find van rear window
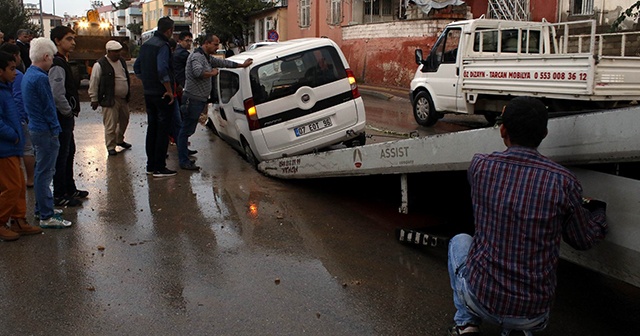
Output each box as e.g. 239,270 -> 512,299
249,46 -> 346,105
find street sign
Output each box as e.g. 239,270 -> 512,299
268,30 -> 279,42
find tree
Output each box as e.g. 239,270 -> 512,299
189,0 -> 272,46
0,0 -> 41,37
111,0 -> 133,10
611,1 -> 640,31
127,22 -> 142,36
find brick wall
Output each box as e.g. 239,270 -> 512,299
342,20 -> 452,88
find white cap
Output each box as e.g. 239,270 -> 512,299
105,40 -> 123,51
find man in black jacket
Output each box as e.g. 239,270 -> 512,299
88,40 -> 131,156
133,17 -> 177,177
16,29 -> 32,72
49,26 -> 88,207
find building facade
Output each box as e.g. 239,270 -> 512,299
248,1 -> 289,45
25,3 -> 63,39
141,0 -> 191,34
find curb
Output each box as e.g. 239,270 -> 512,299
359,86 -> 411,103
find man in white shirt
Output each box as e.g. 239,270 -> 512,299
88,40 -> 131,156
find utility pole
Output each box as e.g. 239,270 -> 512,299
38,0 -> 44,33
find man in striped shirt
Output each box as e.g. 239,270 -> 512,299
177,33 -> 251,170
448,97 -> 608,336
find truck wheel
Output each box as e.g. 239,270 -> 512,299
484,112 -> 498,125
413,91 -> 438,126
242,140 -> 258,168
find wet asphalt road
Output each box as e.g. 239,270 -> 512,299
0,95 -> 638,335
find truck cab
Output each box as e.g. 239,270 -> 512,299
410,19 -> 552,126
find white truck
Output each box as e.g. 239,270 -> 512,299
410,18 -> 640,126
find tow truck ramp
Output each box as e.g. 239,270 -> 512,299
259,107 -> 640,288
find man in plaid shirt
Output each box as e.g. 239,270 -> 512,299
448,97 -> 608,336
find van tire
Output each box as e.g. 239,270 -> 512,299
413,91 -> 438,126
242,140 -> 258,168
344,132 -> 366,147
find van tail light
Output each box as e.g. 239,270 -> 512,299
346,68 -> 360,99
244,98 -> 260,130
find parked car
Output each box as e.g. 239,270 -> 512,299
208,38 -> 367,166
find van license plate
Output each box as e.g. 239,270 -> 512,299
294,118 -> 333,137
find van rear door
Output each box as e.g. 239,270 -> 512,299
249,46 -> 361,152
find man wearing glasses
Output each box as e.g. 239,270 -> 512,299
173,31 -> 193,103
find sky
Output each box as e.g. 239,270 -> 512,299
32,0 -> 96,17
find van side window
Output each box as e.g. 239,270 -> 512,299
474,29 -> 541,53
219,70 -> 240,104
250,46 -> 347,105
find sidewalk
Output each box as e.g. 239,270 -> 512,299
358,84 -> 410,103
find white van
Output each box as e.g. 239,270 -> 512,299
208,38 -> 366,166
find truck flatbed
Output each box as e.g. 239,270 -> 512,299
258,106 -> 640,288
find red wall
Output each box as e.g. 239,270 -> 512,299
342,35 -> 439,88
531,0 -> 558,22
461,0 -> 558,22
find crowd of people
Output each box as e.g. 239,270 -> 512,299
1,26 -> 91,237
133,17 -> 251,176
0,17 -> 253,237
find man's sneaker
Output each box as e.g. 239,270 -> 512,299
153,168 -> 177,178
180,162 -> 200,171
34,209 -> 63,220
108,149 -> 118,156
448,324 -> 481,336
9,218 -> 43,235
39,216 -> 73,229
71,190 -> 89,199
117,141 -> 132,149
188,149 -> 198,155
0,227 -> 20,241
54,196 -> 82,207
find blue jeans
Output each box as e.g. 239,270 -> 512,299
30,130 -> 60,220
144,94 -> 174,172
448,234 -> 549,336
177,98 -> 206,166
170,100 -> 182,141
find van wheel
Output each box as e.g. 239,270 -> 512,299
344,132 -> 366,147
242,140 -> 258,168
413,91 -> 438,126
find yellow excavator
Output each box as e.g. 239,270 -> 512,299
68,9 -> 130,85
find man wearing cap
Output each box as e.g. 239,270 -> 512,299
88,40 -> 131,156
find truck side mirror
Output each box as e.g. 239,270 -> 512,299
415,49 -> 423,65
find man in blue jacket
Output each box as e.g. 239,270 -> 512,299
0,51 -> 43,240
134,16 -> 177,178
22,38 -> 73,228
